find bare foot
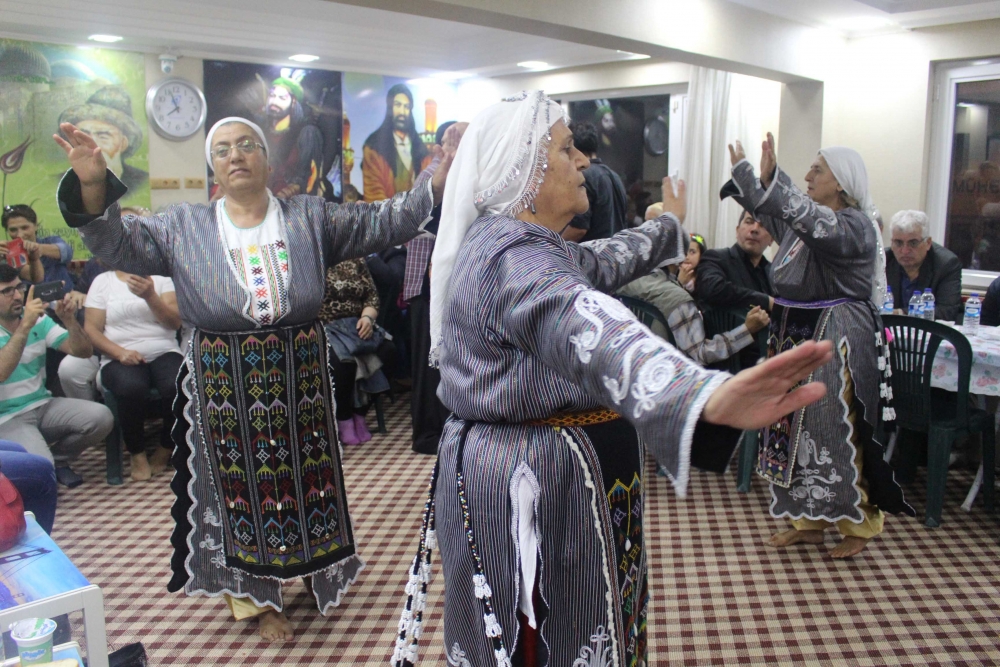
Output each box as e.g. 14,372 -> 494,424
130,452 -> 151,481
768,529 -> 824,548
149,446 -> 172,475
258,609 -> 294,642
829,536 -> 869,559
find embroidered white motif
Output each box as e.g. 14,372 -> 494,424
569,290 -> 633,363
203,506 -> 223,527
573,625 -> 615,667
446,643 -> 472,667
789,429 -> 842,510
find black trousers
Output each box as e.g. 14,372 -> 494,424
332,340 -> 396,421
408,294 -> 449,454
101,352 -> 183,454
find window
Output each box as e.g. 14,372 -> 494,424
928,60 -> 1000,288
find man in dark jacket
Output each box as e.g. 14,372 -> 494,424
885,210 -> 963,322
696,211 -> 776,312
562,122 -> 628,243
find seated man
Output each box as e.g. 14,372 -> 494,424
982,275 -> 1000,327
885,210 -> 962,322
696,211 -> 776,367
562,121 -> 628,243
0,264 -> 113,487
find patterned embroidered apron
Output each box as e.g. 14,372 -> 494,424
188,320 -> 356,579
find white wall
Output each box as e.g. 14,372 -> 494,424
823,19 -> 1000,229
143,54 -> 208,211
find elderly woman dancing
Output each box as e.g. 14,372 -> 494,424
390,91 -> 833,667
54,117 -> 453,640
723,134 -> 915,559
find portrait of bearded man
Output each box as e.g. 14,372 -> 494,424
260,76 -> 327,199
361,83 -> 431,202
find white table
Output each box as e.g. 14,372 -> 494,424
0,514 -> 107,667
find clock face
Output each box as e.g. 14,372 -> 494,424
146,79 -> 206,140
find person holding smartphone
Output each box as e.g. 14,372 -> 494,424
0,263 -> 112,487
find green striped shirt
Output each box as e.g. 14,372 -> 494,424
0,315 -> 69,425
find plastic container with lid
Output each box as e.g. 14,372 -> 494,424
8,617 -> 56,665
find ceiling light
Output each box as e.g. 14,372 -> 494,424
517,61 -> 550,70
432,71 -> 475,81
972,59 -> 995,66
617,50 -> 650,60
289,54 -> 319,63
957,102 -> 975,108
88,34 -> 123,43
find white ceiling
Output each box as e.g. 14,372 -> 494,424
1,0 -> 997,80
727,0 -> 1000,35
0,0 -> 645,79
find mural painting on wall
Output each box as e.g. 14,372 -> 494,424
0,38 -> 150,257
567,97 -> 646,192
203,60 -> 342,201
342,74 -> 459,202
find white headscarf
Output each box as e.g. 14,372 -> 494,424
818,146 -> 887,307
428,91 -> 565,365
204,116 -> 269,167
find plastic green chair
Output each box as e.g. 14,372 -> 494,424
618,295 -> 676,347
882,315 -> 996,527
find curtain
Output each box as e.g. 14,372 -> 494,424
679,68 -> 782,252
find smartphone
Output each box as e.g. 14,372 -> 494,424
34,281 -> 65,303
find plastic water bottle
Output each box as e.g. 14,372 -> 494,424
965,293 -> 981,333
922,289 -> 935,321
882,287 -> 894,315
908,291 -> 924,318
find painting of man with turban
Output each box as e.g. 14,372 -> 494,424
57,85 -> 147,191
361,83 -> 431,202
261,73 -> 327,199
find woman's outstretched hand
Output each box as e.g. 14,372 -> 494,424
760,131 -> 777,188
728,140 -> 746,167
660,176 -> 686,223
53,122 -> 106,185
701,340 -> 832,430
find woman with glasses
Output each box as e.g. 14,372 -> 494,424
723,135 -> 915,558
54,116 -> 455,641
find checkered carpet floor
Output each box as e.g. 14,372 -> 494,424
52,399 -> 1000,666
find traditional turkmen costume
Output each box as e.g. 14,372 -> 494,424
58,117 -> 434,615
723,151 -> 914,535
391,92 -> 738,667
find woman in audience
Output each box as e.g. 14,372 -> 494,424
318,258 -> 395,445
84,270 -> 181,481
390,91 -> 831,667
678,232 -> 706,293
724,134 -> 914,558
55,116 -> 454,641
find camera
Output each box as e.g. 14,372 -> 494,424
159,54 -> 177,74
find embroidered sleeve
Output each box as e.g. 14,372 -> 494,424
323,166 -> 435,265
495,243 -> 729,496
57,168 -> 173,276
733,162 -> 873,259
571,214 -> 686,293
666,301 -> 754,366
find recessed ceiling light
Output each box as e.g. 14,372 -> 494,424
972,59 -> 994,66
957,102 -> 975,108
617,50 -> 650,60
517,61 -> 550,70
88,34 -> 123,43
289,54 -> 319,63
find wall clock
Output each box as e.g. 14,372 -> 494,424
145,78 -> 207,141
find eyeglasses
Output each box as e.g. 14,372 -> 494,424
210,139 -> 264,161
891,238 -> 928,250
0,283 -> 28,298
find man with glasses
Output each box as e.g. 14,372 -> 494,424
885,210 -> 962,321
0,264 -> 112,487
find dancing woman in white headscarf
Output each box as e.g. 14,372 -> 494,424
724,134 -> 915,560
390,92 -> 833,667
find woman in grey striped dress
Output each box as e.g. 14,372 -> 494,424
391,92 -> 833,667
724,135 -> 914,559
54,117 -> 454,641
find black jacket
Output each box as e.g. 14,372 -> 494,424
981,276 -> 1000,327
695,244 -> 775,312
567,158 -> 628,242
885,242 -> 963,322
